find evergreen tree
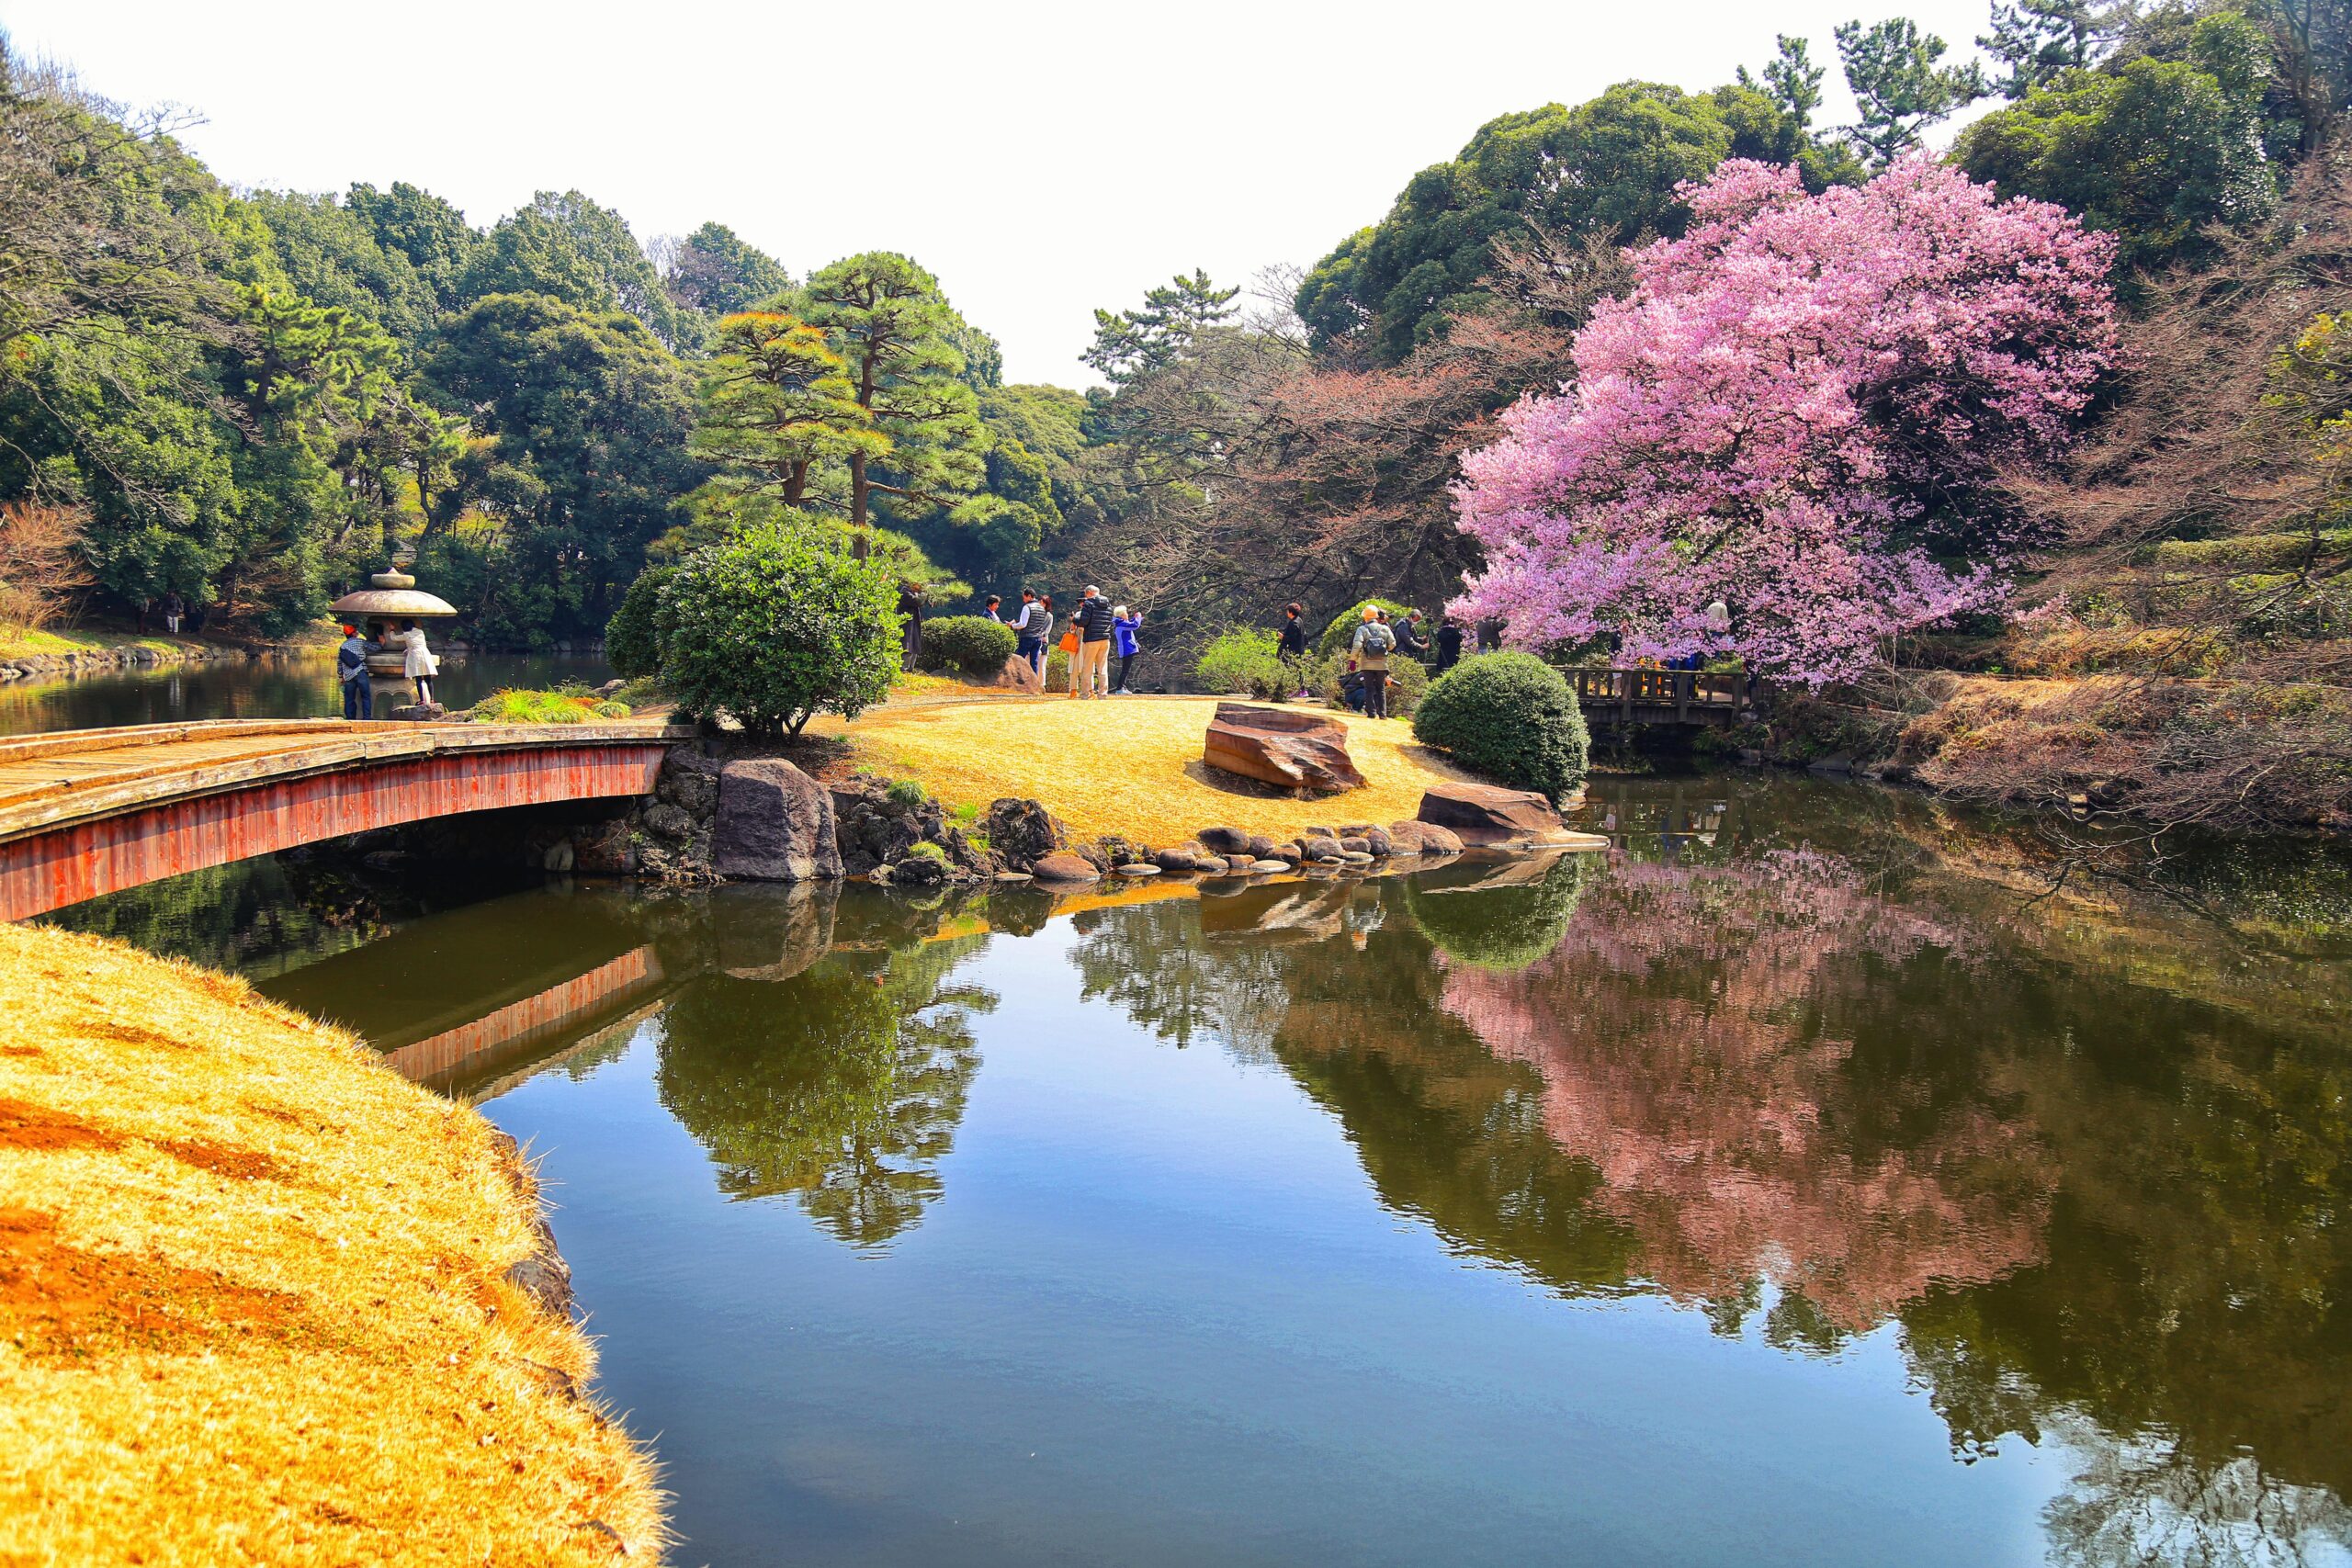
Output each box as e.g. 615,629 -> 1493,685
799,253 -> 996,536
1980,0 -> 2118,98
660,221 -> 792,318
1083,269 -> 1239,385
1835,17 -> 1990,167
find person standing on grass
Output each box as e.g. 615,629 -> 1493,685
1278,602 -> 1309,698
1393,610 -> 1428,662
163,592 -> 185,636
1350,604 -> 1395,719
1112,605 -> 1143,694
1072,584 -> 1115,699
1011,590 -> 1046,673
1434,615 -> 1464,671
896,581 -> 925,665
336,625 -> 374,721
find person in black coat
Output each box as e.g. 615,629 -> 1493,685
1392,611 -> 1429,661
1433,616 -> 1464,671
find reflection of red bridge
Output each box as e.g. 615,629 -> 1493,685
378,946 -> 669,1092
0,719 -> 684,921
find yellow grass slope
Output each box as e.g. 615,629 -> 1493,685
827,694 -> 1473,842
0,922 -> 664,1566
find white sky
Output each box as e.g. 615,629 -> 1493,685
2,0 -> 1999,386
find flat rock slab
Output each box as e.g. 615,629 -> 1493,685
714,758 -> 843,882
1203,704 -> 1364,795
1115,863 -> 1162,876
1416,782 -> 1597,851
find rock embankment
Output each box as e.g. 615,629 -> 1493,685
0,637 -> 300,682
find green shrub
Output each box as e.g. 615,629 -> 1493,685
469,688 -> 603,725
886,778 -> 926,809
1045,646 -> 1069,689
1314,649 -> 1427,716
605,566 -> 674,679
919,615 -> 1018,677
657,516 -> 901,737
1316,598 -> 1422,660
613,675 -> 664,708
1412,652 -> 1589,799
1195,627 -> 1293,699
594,700 -> 631,718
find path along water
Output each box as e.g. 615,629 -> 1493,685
0,652 -> 614,736
41,771 -> 2352,1568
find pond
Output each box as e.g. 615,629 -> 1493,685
0,651 -> 616,735
40,773 -> 2352,1567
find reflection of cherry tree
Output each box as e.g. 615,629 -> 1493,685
1442,850 -> 2052,1334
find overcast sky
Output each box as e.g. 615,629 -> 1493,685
3,0 -> 2001,385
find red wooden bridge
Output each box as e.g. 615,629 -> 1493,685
0,719 -> 688,922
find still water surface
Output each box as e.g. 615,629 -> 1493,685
45,774 -> 2352,1567
0,651 -> 614,734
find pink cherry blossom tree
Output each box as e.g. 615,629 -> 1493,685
1450,156 -> 2120,686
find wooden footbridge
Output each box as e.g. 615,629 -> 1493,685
0,719 -> 689,922
1569,669 -> 1750,729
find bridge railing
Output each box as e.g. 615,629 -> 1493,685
1569,668 -> 1747,725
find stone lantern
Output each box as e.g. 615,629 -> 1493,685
328,562 -> 458,719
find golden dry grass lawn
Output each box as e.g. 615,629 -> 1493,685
0,922 -> 665,1567
820,694 -> 1474,842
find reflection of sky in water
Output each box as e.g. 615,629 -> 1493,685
53,772 -> 2352,1567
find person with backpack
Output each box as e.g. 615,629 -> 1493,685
335,625 -> 374,721
1350,604 -> 1396,719
1112,605 -> 1144,694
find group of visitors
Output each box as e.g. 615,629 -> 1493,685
987,586 -> 1145,698
1278,600 -> 1498,719
335,619 -> 438,721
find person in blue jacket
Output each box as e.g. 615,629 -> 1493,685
1111,605 -> 1144,694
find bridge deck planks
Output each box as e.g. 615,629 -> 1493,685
0,719 -> 694,920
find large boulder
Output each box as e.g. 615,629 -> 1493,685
984,797 -> 1066,872
1197,825 -> 1252,855
1202,704 -> 1364,795
993,654 -> 1045,693
713,758 -> 843,882
1387,819 -> 1464,857
1031,852 -> 1102,884
1416,782 -> 1603,851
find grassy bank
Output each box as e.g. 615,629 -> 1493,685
0,922 -> 666,1565
815,693 -> 1476,841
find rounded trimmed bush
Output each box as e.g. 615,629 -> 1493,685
919,615 -> 1018,677
657,517 -> 901,737
1412,651 -> 1589,799
605,566 -> 673,679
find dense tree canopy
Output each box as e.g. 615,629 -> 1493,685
1295,79 -> 1859,366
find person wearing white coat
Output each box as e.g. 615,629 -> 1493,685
396,621 -> 439,705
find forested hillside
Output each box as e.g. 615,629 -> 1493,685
3,0 -> 2347,829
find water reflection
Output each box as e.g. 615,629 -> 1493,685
51,771 -> 2352,1564
0,651 -> 615,734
